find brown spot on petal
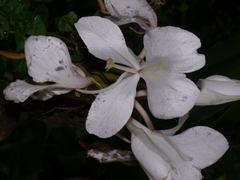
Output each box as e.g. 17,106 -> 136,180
55,66 -> 64,71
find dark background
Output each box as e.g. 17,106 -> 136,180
0,0 -> 240,179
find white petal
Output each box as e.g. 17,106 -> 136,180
104,0 -> 157,29
74,16 -> 140,69
144,26 -> 205,73
196,75 -> 240,105
168,162 -> 202,180
132,135 -> 202,180
205,75 -> 232,81
170,126 -> 229,169
86,74 -> 140,138
131,134 -> 171,180
129,120 -> 202,180
141,70 -> 200,119
3,80 -> 72,103
3,80 -> 50,103
25,36 -> 90,88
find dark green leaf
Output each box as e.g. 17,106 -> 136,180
0,14 -> 9,40
27,15 -> 47,35
58,11 -> 78,32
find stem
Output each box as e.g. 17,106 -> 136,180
89,76 -> 104,89
116,133 -> 131,143
138,48 -> 145,59
0,50 -> 25,60
136,90 -> 147,97
134,100 -> 154,130
97,0 -> 107,14
77,72 -> 127,94
162,114 -> 189,136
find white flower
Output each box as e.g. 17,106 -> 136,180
104,0 -> 157,30
127,119 -> 229,180
4,36 -> 91,103
196,75 -> 240,105
75,16 -> 205,138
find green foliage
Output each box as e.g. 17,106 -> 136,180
0,13 -> 9,40
58,11 -> 78,33
0,0 -> 47,50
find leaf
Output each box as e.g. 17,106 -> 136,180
206,34 -> 240,67
27,15 -> 47,35
34,5 -> 48,25
58,11 -> 78,33
0,0 -> 25,16
12,61 -> 27,75
0,14 -> 9,39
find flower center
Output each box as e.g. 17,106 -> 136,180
139,61 -> 165,77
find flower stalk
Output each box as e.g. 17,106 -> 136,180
134,100 -> 154,130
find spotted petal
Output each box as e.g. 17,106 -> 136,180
144,26 -> 205,73
3,80 -> 73,103
86,74 -> 140,138
3,80 -> 47,102
25,36 -> 90,88
75,16 -> 140,69
196,75 -> 240,105
104,0 -> 157,30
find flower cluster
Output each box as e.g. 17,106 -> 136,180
4,0 -> 240,179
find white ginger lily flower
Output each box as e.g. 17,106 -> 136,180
104,0 -> 157,30
4,36 -> 91,103
75,16 -> 205,138
196,75 -> 240,105
127,119 -> 229,180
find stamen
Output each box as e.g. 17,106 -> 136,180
105,59 -> 114,70
77,72 -> 128,94
106,59 -> 138,74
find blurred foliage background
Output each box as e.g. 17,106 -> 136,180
0,0 -> 240,179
